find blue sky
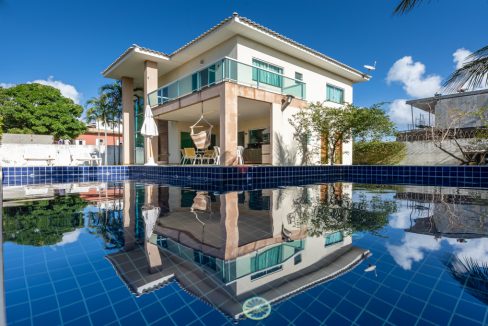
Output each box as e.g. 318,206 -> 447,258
0,0 -> 487,128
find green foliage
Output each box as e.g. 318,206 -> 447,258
290,103 -> 396,165
0,84 -> 86,139
353,141 -> 406,165
3,195 -> 88,246
288,184 -> 394,237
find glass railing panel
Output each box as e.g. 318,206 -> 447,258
148,58 -> 306,107
179,75 -> 193,97
147,90 -> 158,107
167,81 -> 179,101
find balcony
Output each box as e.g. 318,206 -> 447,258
147,57 -> 306,107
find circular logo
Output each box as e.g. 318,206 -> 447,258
242,297 -> 271,320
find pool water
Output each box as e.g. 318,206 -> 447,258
2,182 -> 488,325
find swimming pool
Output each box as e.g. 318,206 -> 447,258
2,178 -> 488,325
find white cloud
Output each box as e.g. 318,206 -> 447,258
0,77 -> 82,104
387,56 -> 442,98
453,48 -> 472,69
387,232 -> 488,270
387,99 -> 432,130
31,76 -> 81,104
54,228 -> 84,247
386,233 -> 441,270
0,83 -> 15,88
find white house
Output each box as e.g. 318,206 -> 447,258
103,13 -> 370,165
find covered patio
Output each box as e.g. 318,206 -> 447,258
155,94 -> 272,165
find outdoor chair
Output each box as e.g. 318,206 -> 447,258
236,146 -> 244,165
213,146 -> 221,165
182,148 -> 201,165
201,149 -> 215,164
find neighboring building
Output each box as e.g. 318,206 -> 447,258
396,89 -> 488,165
74,121 -> 123,146
102,13 -> 369,165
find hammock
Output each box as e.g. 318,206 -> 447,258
190,115 -> 213,150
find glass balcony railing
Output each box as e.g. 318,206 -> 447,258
147,58 -> 306,107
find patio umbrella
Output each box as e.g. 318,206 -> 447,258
142,205 -> 161,241
142,184 -> 161,241
141,105 -> 159,166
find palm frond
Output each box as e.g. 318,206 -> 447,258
444,45 -> 488,91
393,0 -> 426,14
447,256 -> 488,305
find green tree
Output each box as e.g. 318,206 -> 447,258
86,94 -> 111,165
3,195 -> 88,246
0,84 -> 86,139
394,0 -> 488,90
287,184 -> 395,237
290,103 -> 396,165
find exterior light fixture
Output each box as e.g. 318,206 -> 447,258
281,94 -> 294,111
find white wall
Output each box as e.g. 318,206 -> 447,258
236,36 -> 354,104
158,37 -> 238,87
0,144 -> 121,166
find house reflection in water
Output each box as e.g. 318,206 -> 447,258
107,183 -> 370,320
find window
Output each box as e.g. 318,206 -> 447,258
326,84 -> 344,104
295,72 -> 303,84
252,59 -> 283,88
325,231 -> 343,246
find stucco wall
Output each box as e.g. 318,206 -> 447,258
158,37 -> 238,87
235,36 -> 354,104
398,139 -> 473,165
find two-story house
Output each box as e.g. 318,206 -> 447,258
102,13 -> 369,166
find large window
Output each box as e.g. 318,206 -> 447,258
252,59 -> 283,88
326,84 -> 344,104
325,231 -> 343,246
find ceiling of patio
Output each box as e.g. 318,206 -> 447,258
154,97 -> 271,125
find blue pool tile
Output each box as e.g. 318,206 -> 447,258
60,301 -> 87,324
325,312 -> 351,325
421,304 -> 452,325
32,310 -> 61,326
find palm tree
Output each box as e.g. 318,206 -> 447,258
100,82 -> 122,164
394,0 -> 488,91
86,94 -> 110,165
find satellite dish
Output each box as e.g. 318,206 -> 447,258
363,61 -> 377,72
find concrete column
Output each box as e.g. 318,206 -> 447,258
123,182 -> 136,251
219,83 -> 238,165
158,120 -> 169,164
144,61 -> 159,163
219,192 -> 239,260
121,77 -> 134,164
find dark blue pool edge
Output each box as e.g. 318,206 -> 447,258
2,165 -> 488,189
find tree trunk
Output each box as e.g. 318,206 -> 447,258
104,119 -> 108,165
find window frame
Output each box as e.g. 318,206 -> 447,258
326,83 -> 345,104
251,58 -> 284,88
